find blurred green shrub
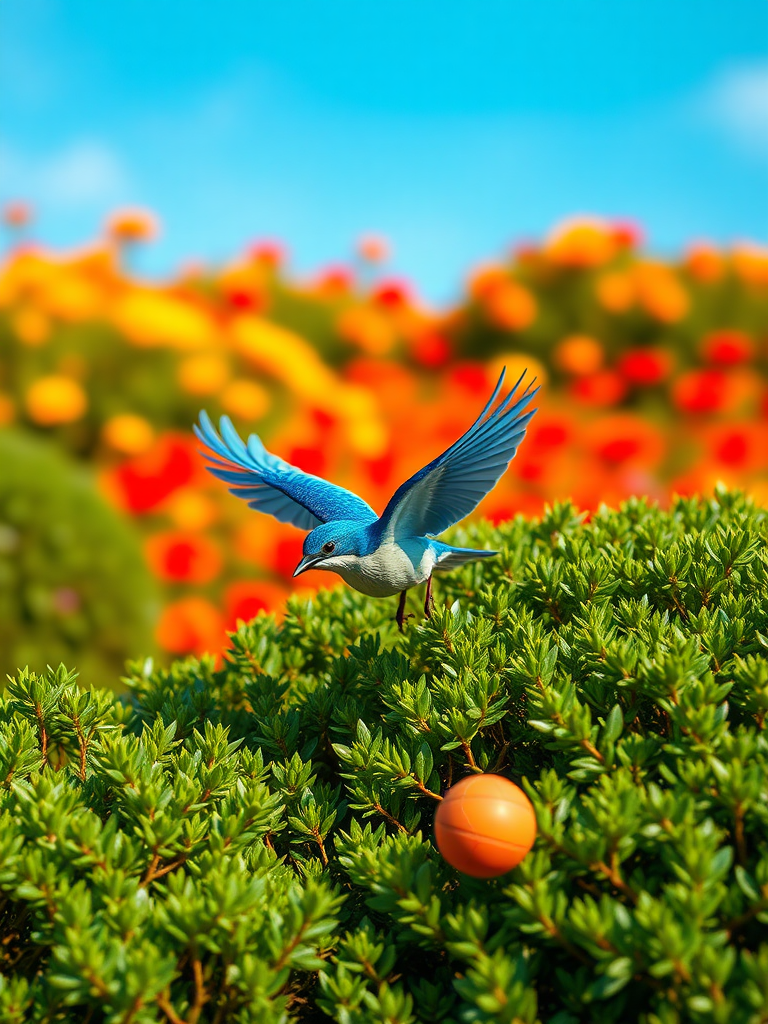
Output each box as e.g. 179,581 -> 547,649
1,491 -> 768,1022
0,430 -> 159,686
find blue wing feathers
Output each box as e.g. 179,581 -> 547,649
194,413 -> 376,530
378,368 -> 539,539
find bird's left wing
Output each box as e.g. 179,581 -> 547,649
194,412 -> 377,530
378,368 -> 539,541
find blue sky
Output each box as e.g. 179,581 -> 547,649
2,0 -> 766,302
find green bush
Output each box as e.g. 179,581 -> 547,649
2,491 -> 768,1024
0,429 -> 159,686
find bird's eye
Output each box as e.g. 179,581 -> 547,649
322,541 -> 336,554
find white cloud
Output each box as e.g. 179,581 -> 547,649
696,62 -> 768,158
0,139 -> 131,208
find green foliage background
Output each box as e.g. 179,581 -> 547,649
0,430 -> 159,686
2,492 -> 768,1023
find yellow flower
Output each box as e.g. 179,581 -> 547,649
220,379 -> 272,420
347,418 -> 389,458
112,289 -> 216,349
546,218 -> 617,268
178,353 -> 231,396
102,414 -> 155,455
164,488 -> 218,531
26,376 -> 88,425
40,273 -> 103,322
230,315 -> 338,406
486,353 -> 548,389
12,307 -> 50,345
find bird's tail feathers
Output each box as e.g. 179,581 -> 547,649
434,546 -> 499,571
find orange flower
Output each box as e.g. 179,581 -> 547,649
553,335 -> 604,376
484,281 -> 537,331
595,271 -> 635,313
701,330 -> 754,366
0,394 -> 14,425
156,597 -> 225,657
248,241 -> 285,267
731,244 -> 768,286
617,348 -> 673,386
12,307 -> 50,345
178,353 -> 231,396
357,235 -> 389,262
106,208 -> 159,243
26,375 -> 87,425
102,414 -> 155,455
145,531 -> 222,584
337,306 -> 395,355
633,264 -> 689,323
3,202 -> 32,228
545,218 -> 617,268
467,264 -> 507,300
313,266 -> 354,295
685,243 -> 724,282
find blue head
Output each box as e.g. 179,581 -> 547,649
293,520 -> 373,577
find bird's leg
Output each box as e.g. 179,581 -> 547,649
424,575 -> 434,618
395,590 -> 413,632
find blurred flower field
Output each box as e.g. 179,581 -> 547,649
1,205 -> 767,666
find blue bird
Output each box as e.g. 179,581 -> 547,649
194,367 -> 539,630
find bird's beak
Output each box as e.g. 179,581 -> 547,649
293,554 -> 323,577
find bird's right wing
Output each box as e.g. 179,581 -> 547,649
378,368 -> 539,541
195,412 -> 377,530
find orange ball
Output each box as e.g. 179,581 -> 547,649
434,774 -> 536,878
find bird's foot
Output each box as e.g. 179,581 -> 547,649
424,575 -> 434,619
395,611 -> 415,633
395,590 -> 414,632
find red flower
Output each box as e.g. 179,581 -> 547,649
113,436 -> 197,513
611,220 -> 643,249
449,362 -> 491,395
672,370 -> 726,414
145,532 -> 222,584
411,331 -> 452,369
617,348 -> 672,386
227,286 -> 265,312
225,580 -> 288,628
701,330 -> 754,366
716,431 -> 749,467
371,280 -> 411,308
569,371 -> 627,407
288,445 -> 326,477
273,534 -> 305,580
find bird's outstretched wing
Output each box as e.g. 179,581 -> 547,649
195,412 -> 377,530
378,368 -> 539,540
